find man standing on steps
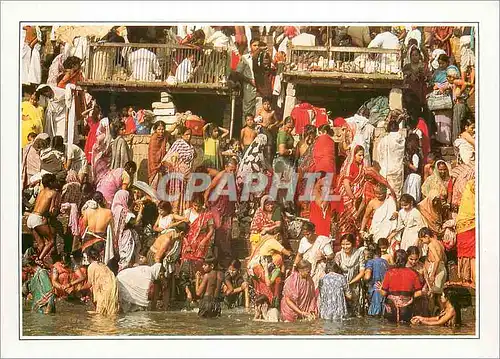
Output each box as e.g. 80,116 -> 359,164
236,39 -> 261,127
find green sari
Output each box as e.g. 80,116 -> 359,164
29,267 -> 56,314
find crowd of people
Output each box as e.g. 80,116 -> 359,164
21,25 -> 476,328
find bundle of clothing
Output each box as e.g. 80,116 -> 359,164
290,102 -> 329,135
357,96 -> 390,127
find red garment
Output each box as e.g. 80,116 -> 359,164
457,228 -> 475,258
433,27 -> 453,56
231,51 -> 241,71
252,265 -> 283,304
312,134 -> 336,174
309,200 -> 331,236
291,103 -> 314,135
364,167 -> 394,204
416,118 -> 430,164
312,107 -> 328,127
181,210 -> 214,262
84,116 -> 99,163
57,71 -> 84,89
124,117 -> 136,135
382,268 -> 423,293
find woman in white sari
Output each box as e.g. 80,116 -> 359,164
293,221 -> 334,289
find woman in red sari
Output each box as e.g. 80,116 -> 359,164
83,104 -> 101,164
148,121 -> 169,190
179,197 -> 215,303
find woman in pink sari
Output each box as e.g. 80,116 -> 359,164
96,161 -> 137,207
111,190 -> 130,257
91,117 -> 112,185
280,260 -> 317,322
84,104 -> 101,164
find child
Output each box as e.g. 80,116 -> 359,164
318,260 -> 352,320
423,152 -> 436,181
223,259 -> 250,310
387,194 -> 426,252
253,294 -> 280,322
403,133 -> 423,203
418,227 -> 447,315
240,114 -> 258,153
26,132 -> 37,145
411,288 -> 464,327
364,243 -> 389,316
378,237 -> 394,265
222,138 -> 243,162
257,97 -> 280,130
122,106 -> 137,135
195,257 -> 224,318
203,123 -> 229,170
153,201 -> 188,235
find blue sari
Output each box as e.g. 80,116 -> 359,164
365,257 -> 388,316
433,65 -> 460,84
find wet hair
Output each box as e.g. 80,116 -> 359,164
325,260 -> 343,274
301,221 -> 316,233
33,138 -> 48,151
400,194 -> 416,207
173,222 -> 189,234
124,161 -> 137,174
51,135 -> 65,153
229,259 -> 241,270
245,113 -> 255,120
406,246 -> 420,257
153,121 -> 166,130
366,242 -> 381,257
158,201 -> 172,214
443,287 -> 469,326
406,133 -> 421,153
318,124 -> 333,136
92,191 -> 106,207
283,116 -> 294,125
378,237 -> 389,248
62,56 -> 82,70
41,173 -> 57,189
303,124 -> 317,139
418,227 -> 434,239
461,118 -> 475,132
255,294 -> 270,306
394,249 -> 408,268
87,248 -> 101,262
296,259 -> 312,271
438,54 -> 450,64
341,233 -> 356,247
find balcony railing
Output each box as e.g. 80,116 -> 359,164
83,42 -> 230,88
286,45 -> 403,78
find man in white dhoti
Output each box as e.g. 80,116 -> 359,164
128,47 -> 161,82
360,184 -> 397,243
376,121 -> 405,199
22,25 -> 42,85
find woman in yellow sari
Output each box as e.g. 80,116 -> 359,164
456,179 -> 475,287
87,248 -> 119,316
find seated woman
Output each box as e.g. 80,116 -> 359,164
411,288 -> 466,327
223,259 -> 250,310
280,260 -> 317,322
378,249 -> 423,323
116,262 -> 163,313
318,260 -> 352,321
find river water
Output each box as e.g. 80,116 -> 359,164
22,301 -> 475,336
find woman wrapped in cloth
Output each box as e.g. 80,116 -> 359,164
247,196 -> 292,307
377,249 -> 423,323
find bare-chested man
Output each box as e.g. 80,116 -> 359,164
240,114 -> 258,152
195,257 -> 224,318
418,227 -> 447,314
360,184 -> 398,243
27,173 -> 61,264
81,191 -> 113,259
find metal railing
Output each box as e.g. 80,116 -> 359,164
84,42 -> 230,86
287,45 -> 403,77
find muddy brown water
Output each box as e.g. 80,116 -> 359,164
22,301 -> 475,336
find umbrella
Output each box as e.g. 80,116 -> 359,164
131,180 -> 158,202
